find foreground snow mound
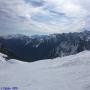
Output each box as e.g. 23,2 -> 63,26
0,51 -> 90,90
0,53 -> 26,64
0,53 -> 7,62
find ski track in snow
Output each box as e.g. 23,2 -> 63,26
0,51 -> 90,90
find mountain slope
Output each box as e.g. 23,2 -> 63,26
0,51 -> 90,90
0,31 -> 90,62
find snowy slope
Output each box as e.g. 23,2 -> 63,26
0,51 -> 90,90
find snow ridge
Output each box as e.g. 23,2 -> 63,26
0,51 -> 90,90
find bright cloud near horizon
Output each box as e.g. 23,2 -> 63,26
0,0 -> 90,35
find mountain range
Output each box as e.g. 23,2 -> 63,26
0,30 -> 90,62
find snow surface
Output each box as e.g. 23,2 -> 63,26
0,51 -> 90,90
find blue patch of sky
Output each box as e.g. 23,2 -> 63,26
31,11 -> 70,24
25,0 -> 45,7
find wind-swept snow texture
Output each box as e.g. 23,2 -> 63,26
0,51 -> 90,90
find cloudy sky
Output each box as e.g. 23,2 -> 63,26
0,0 -> 90,36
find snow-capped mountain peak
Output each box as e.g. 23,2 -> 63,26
0,31 -> 90,62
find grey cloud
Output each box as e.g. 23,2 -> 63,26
0,0 -> 90,36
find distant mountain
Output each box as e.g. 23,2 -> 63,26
0,43 -> 20,60
0,31 -> 90,62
